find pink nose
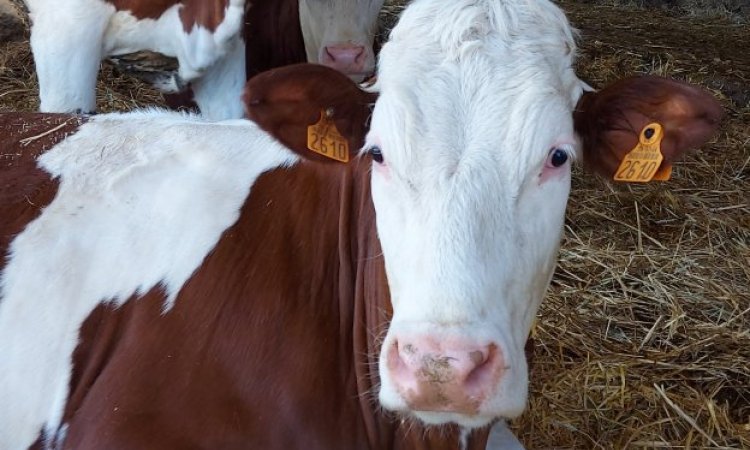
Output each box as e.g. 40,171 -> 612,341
386,337 -> 505,414
320,44 -> 367,74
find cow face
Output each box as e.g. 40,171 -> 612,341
244,0 -> 721,432
298,0 -> 384,81
366,0 -> 581,427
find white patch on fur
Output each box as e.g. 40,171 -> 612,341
368,0 -> 584,427
26,0 -> 245,118
0,110 -> 297,449
190,36 -> 246,120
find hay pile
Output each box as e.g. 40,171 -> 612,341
0,0 -> 163,113
1,0 -> 748,448
517,2 -> 750,447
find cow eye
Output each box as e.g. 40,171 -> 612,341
368,146 -> 384,164
547,148 -> 569,168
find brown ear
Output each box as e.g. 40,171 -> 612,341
243,63 -> 377,163
574,76 -> 723,179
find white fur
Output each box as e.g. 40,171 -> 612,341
0,110 -> 297,449
27,0 -> 114,113
298,0 -> 384,80
368,0 -> 586,431
487,421 -> 526,450
25,0 -> 246,119
190,36 -> 246,120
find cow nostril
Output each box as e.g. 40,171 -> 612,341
469,350 -> 487,367
353,46 -> 365,62
464,345 -> 499,389
387,340 -> 409,374
324,47 -> 337,62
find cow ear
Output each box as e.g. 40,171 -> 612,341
243,63 -> 378,163
574,76 -> 723,179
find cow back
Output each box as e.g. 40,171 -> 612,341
0,114 -> 84,268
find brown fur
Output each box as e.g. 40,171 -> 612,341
105,0 -> 180,20
105,0 -> 229,32
244,0 -> 307,79
55,159 -> 490,449
0,113 -> 84,269
574,76 -> 723,178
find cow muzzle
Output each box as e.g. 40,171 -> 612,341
384,335 -> 506,415
319,43 -> 373,81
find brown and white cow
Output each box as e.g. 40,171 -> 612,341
24,0 -> 384,119
1,0 -> 721,448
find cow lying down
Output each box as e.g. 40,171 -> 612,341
0,0 -> 721,449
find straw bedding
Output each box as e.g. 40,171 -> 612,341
0,0 -> 747,447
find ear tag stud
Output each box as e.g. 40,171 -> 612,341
614,122 -> 672,182
306,108 -> 349,163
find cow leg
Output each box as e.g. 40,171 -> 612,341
28,2 -> 111,113
486,421 -> 525,450
189,38 -> 246,120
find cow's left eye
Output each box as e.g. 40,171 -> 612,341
368,146 -> 384,164
547,148 -> 569,168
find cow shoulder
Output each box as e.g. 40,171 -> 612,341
0,113 -> 85,266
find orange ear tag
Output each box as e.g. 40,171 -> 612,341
306,109 -> 350,163
614,123 -> 671,182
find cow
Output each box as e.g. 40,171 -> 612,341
0,0 -> 722,448
23,0 -> 384,120
247,0 -> 384,80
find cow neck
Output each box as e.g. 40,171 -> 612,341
244,0 -> 307,77
341,159 -> 491,450
52,154 -> 491,450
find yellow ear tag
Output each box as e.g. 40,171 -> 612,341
306,109 -> 349,163
614,123 -> 671,183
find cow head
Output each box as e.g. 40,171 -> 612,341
298,0 -> 385,81
245,0 -> 721,430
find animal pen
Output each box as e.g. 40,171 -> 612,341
0,0 -> 747,447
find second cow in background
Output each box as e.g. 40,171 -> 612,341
24,0 -> 384,119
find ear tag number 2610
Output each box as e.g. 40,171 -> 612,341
306,110 -> 350,163
614,122 -> 672,183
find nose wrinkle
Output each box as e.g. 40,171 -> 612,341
418,354 -> 458,384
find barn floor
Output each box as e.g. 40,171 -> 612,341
1,0 -> 748,448
519,2 -> 749,448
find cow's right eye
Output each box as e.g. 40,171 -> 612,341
368,146 -> 384,164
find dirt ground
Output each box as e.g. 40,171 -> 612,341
0,1 -> 748,448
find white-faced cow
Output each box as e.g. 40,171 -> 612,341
23,0 -> 384,119
0,0 -> 721,448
